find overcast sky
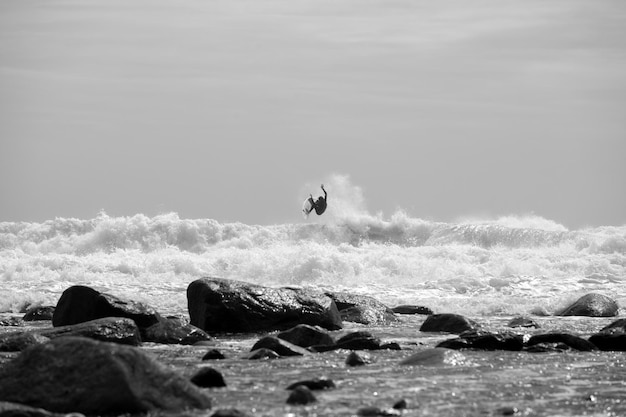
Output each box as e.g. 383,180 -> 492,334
1,0 -> 625,229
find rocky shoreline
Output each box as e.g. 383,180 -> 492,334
0,277 -> 624,416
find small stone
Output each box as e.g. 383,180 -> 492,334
190,367 -> 226,388
286,377 -> 336,391
392,399 -> 407,409
345,351 -> 369,367
495,406 -> 518,415
286,386 -> 316,405
202,349 -> 226,360
210,409 -> 253,417
244,348 -> 280,360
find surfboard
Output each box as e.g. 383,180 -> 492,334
302,198 -> 314,219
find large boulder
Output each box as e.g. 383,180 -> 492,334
556,293 -> 619,317
0,337 -> 212,415
325,291 -> 397,325
40,317 -> 142,345
52,286 -> 161,332
187,278 -> 342,333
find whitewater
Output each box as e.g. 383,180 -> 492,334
2,209 -> 625,318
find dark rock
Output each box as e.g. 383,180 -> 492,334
286,386 -> 316,405
325,291 -> 397,325
277,324 -> 334,348
0,401 -> 57,417
52,285 -> 161,331
345,351 -> 370,367
335,331 -> 383,350
436,331 -> 524,351
0,317 -> 23,327
244,348 -> 280,360
588,318 -> 626,351
143,317 -> 211,345
187,278 -> 342,333
191,367 -> 226,388
495,406 -> 519,416
250,336 -> 309,357
392,399 -> 408,410
210,409 -> 253,417
419,313 -> 479,334
399,348 -> 466,366
22,306 -> 55,322
0,336 -> 212,414
391,305 -> 433,315
0,333 -> 50,352
526,333 -> 597,351
556,293 -> 618,317
39,317 -> 142,346
286,377 -> 336,391
380,342 -> 402,350
202,349 -> 226,360
524,343 -> 569,353
507,316 -> 540,328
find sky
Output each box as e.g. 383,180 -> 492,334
1,0 -> 625,229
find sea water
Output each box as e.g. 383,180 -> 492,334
1,211 -> 626,416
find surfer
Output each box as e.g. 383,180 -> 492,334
309,184 -> 327,215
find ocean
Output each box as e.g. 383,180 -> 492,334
2,212 -> 626,416
1,211 -> 624,318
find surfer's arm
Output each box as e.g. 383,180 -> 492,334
321,185 -> 327,200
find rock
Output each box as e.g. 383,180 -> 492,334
526,333 -> 597,351
588,319 -> 626,351
22,306 -> 55,321
419,313 -> 479,334
187,278 -> 342,333
52,286 -> 161,332
143,317 -> 211,345
277,324 -> 334,348
286,377 -> 336,391
556,293 -> 619,317
0,337 -> 212,414
202,349 -> 226,360
345,351 -> 370,367
357,406 -> 401,416
436,331 -> 524,351
39,317 -> 142,346
286,386 -> 316,405
250,336 -> 309,357
191,367 -> 227,388
507,316 -> 540,328
399,348 -> 466,366
325,291 -> 397,325
391,305 -> 433,315
244,348 -> 280,360
210,409 -> 253,417
392,399 -> 408,410
335,331 -> 383,350
0,401 -> 58,417
0,333 -> 50,352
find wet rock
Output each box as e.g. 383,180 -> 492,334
437,331 -> 524,351
325,291 -> 397,325
0,333 -> 50,352
507,316 -> 540,328
335,331 -> 383,350
210,409 -> 253,417
191,367 -> 226,388
556,293 -> 618,317
399,348 -> 466,366
526,333 -> 596,351
244,348 -> 280,360
22,306 -> 55,322
391,305 -> 433,315
286,377 -> 336,391
250,336 -> 309,357
588,318 -> 626,351
202,349 -> 226,360
187,278 -> 342,333
419,313 -> 479,334
143,317 -> 211,345
495,406 -> 519,415
277,324 -> 334,348
345,351 -> 370,367
52,285 -> 161,331
0,401 -> 58,417
392,399 -> 408,410
0,336 -> 212,414
39,317 -> 142,346
286,386 -> 316,405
